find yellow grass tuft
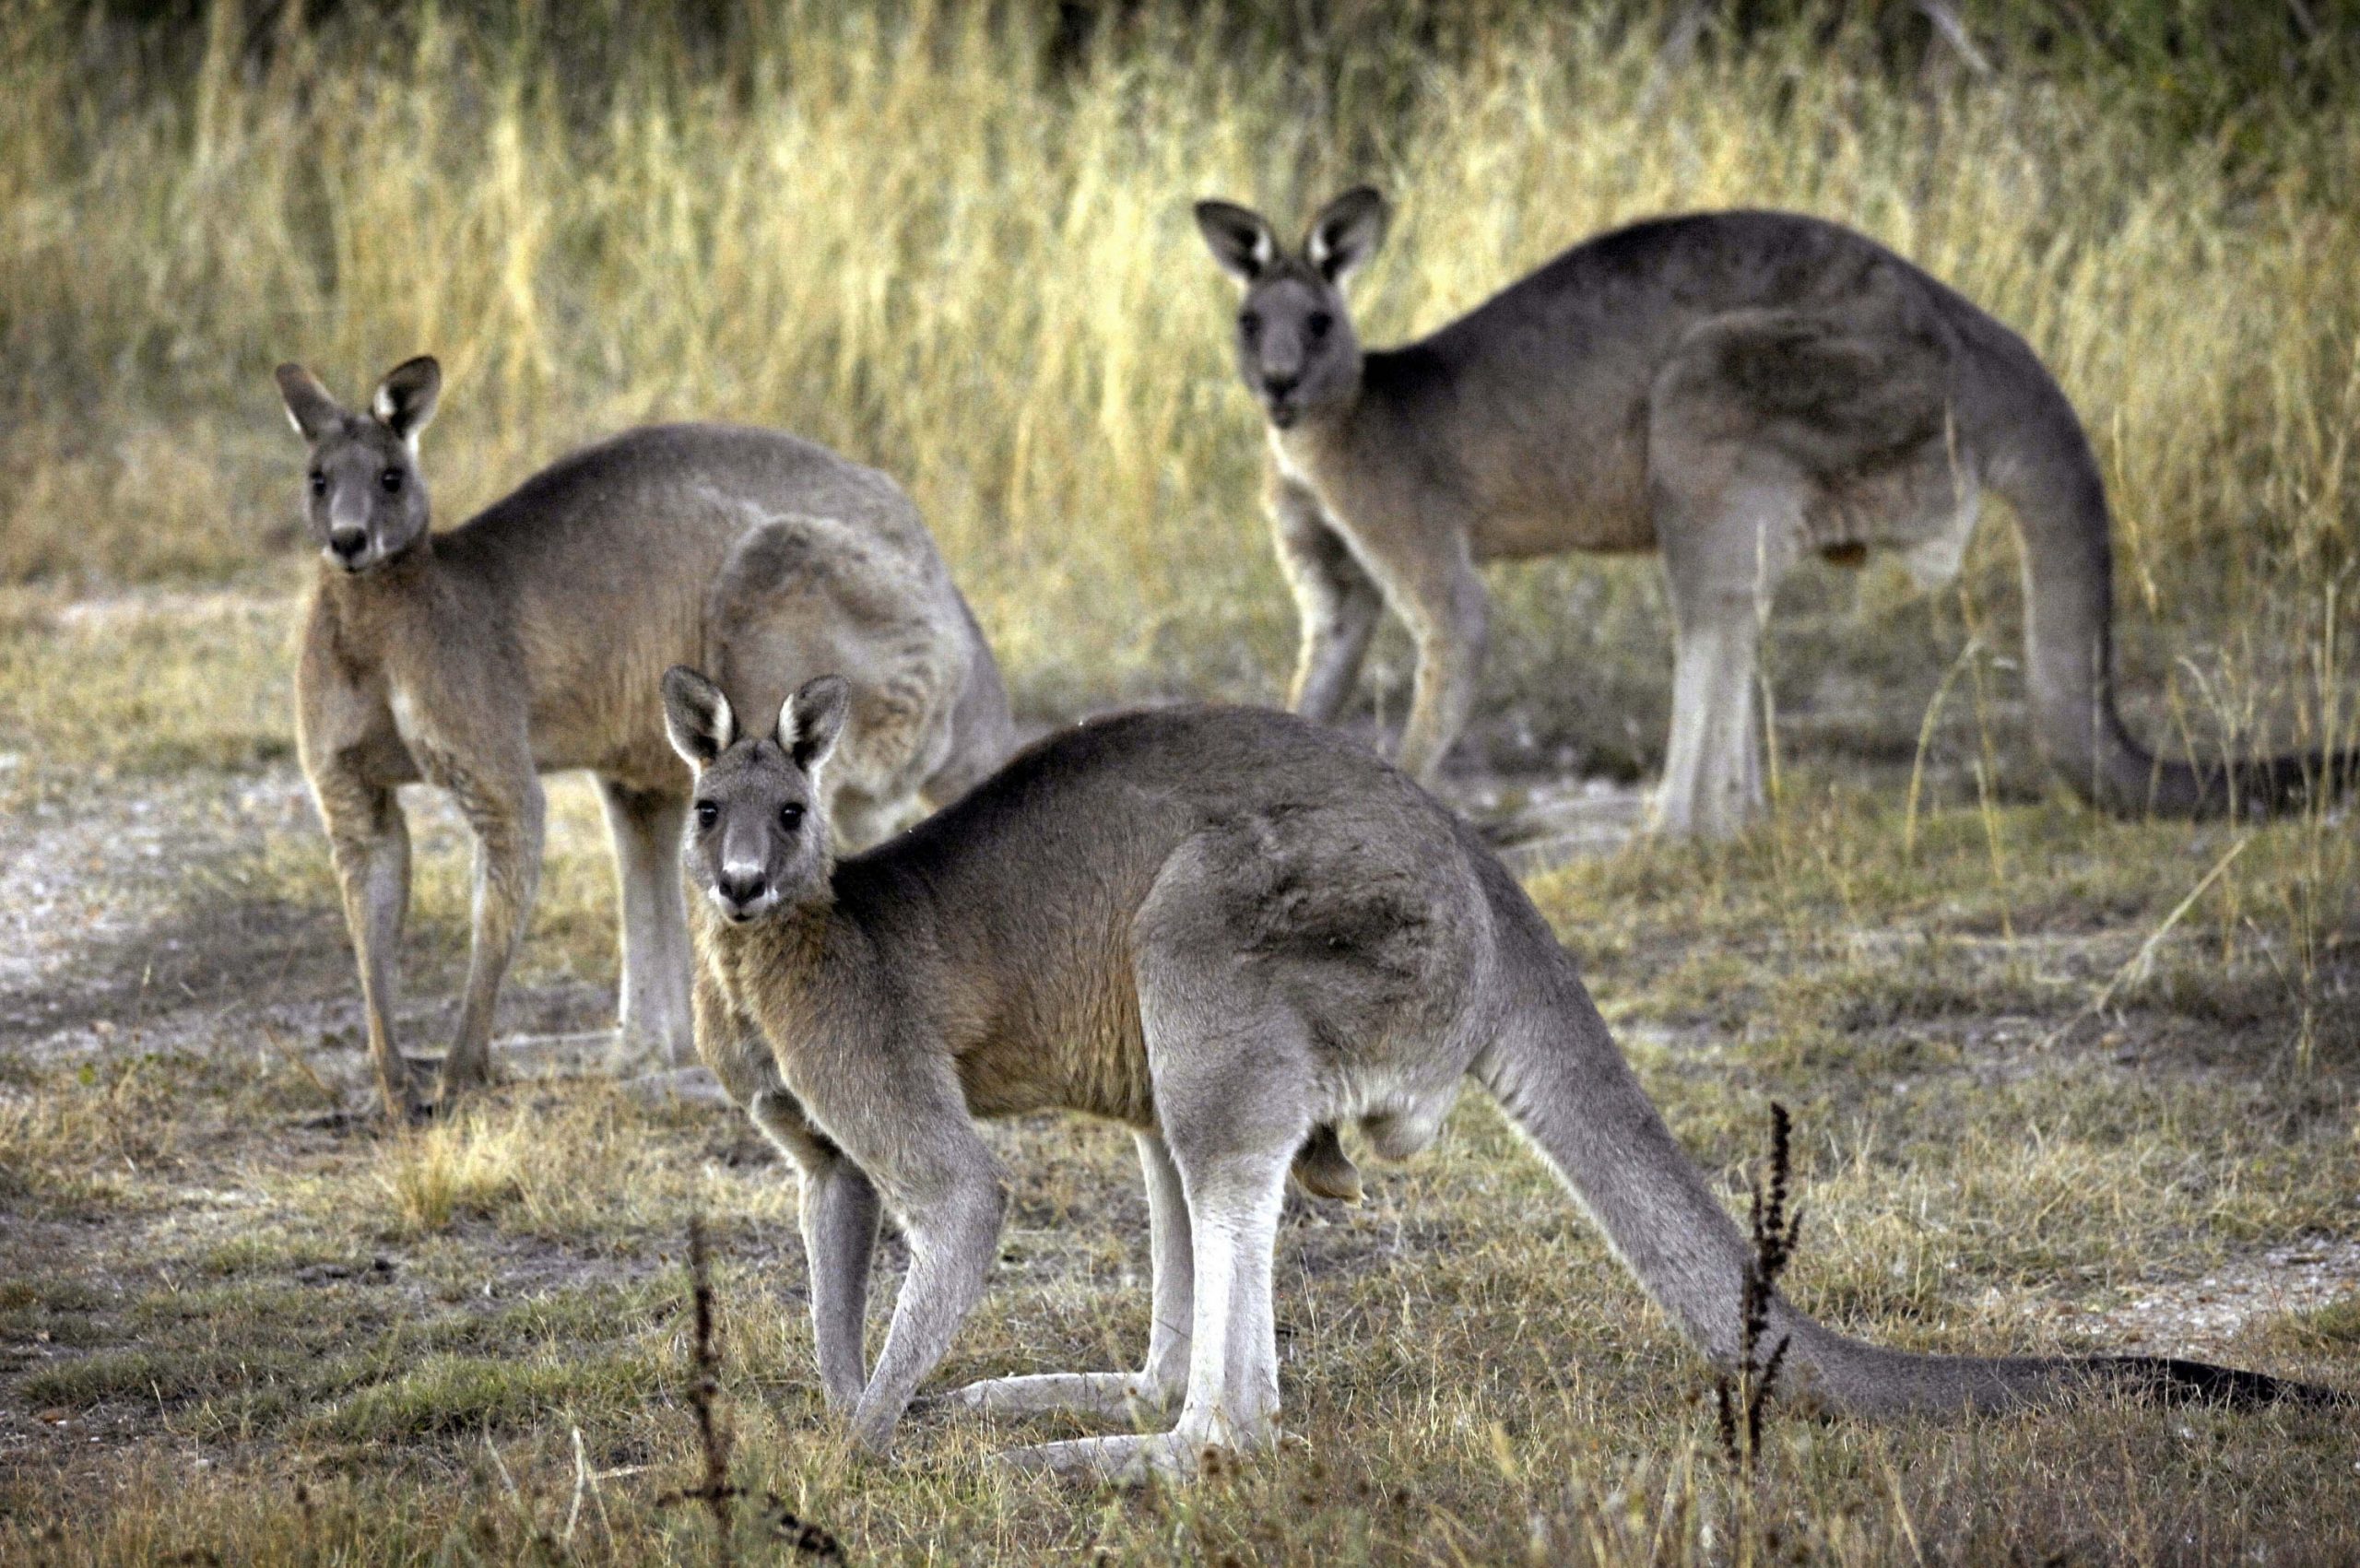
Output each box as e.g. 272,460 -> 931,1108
376,1105 -> 530,1235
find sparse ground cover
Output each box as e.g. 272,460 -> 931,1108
1,593 -> 2354,1565
6,2 -> 2360,1561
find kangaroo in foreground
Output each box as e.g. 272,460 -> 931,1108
1195,190 -> 2359,836
277,358 -> 1013,1115
664,672 -> 2335,1482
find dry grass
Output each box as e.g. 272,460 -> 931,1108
3,643 -> 2354,1560
5,4 -> 2360,1563
5,1 -> 2357,765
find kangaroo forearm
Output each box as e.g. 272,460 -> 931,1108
314,775 -> 414,1094
846,1212 -> 997,1452
803,1161 -> 882,1410
841,1167 -> 1005,1451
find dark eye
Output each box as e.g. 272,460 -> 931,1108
777,802 -> 805,833
1306,312 -> 1333,339
1239,310 -> 1261,340
380,468 -> 404,493
309,472 -> 327,497
694,802 -> 718,830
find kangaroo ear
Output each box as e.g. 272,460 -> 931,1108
777,675 -> 850,775
372,356 -> 441,446
663,666 -> 737,769
1304,186 -> 1388,285
1194,199 -> 1279,285
276,363 -> 344,444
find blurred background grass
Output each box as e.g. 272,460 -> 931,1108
4,0 -> 2357,778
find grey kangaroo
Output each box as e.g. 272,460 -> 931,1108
665,672 -> 2334,1482
277,357 -> 1013,1115
1195,190 -> 2358,835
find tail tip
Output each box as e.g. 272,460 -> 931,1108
2093,1355 -> 2350,1410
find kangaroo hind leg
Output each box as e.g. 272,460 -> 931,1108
997,940 -> 1311,1482
597,779 -> 693,1068
950,1129 -> 1196,1421
1648,474 -> 1801,839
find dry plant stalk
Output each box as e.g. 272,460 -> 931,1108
1716,1102 -> 1801,1477
661,1217 -> 742,1567
658,1218 -> 847,1564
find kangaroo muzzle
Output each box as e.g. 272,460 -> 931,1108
712,857 -> 774,922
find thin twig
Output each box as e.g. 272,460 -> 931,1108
1717,1102 -> 1802,1478
659,1217 -> 740,1568
2042,834 -> 2249,1048
1916,1 -> 1994,77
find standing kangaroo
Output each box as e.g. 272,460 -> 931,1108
277,358 -> 1013,1115
1195,190 -> 2358,835
664,675 -> 2333,1482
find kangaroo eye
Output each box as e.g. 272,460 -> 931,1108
380,468 -> 404,493
778,803 -> 805,833
1239,311 -> 1261,340
1306,312 -> 1334,339
694,802 -> 718,830
309,472 -> 327,497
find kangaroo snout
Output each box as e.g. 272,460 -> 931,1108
326,526 -> 370,566
713,865 -> 773,921
1262,378 -> 1302,428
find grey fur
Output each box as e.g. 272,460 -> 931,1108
276,359 -> 1014,1115
666,685 -> 2335,1481
1194,194 -> 2357,835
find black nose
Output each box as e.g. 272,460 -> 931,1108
328,527 -> 367,562
1264,373 -> 1298,400
717,869 -> 767,911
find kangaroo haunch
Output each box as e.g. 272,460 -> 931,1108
1194,191 -> 2358,837
276,358 -> 1013,1116
666,679 -> 2338,1482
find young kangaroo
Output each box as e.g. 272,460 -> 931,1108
277,358 -> 1013,1115
1195,191 -> 2359,836
665,671 -> 2335,1482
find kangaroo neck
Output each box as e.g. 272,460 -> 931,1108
1268,389 -> 1371,488
711,890 -> 878,1046
314,538 -> 441,666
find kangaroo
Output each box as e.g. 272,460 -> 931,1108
664,672 -> 2336,1482
276,357 -> 1014,1116
1194,190 -> 2359,836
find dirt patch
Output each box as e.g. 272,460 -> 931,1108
2052,1237 -> 2360,1358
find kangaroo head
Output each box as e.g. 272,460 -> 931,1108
1194,186 -> 1388,430
274,356 -> 440,574
663,666 -> 849,925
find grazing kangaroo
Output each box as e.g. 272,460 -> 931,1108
1194,190 -> 2358,835
665,674 -> 2334,1482
276,357 -> 1013,1115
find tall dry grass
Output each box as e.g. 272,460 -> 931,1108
4,0 -> 2354,749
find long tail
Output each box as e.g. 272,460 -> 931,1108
1990,360 -> 2358,819
1470,944 -> 2343,1414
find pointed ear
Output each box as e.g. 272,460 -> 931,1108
276,363 -> 344,444
371,356 -> 441,446
662,666 -> 737,770
777,675 -> 850,774
1194,198 -> 1279,285
1304,186 -> 1389,285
